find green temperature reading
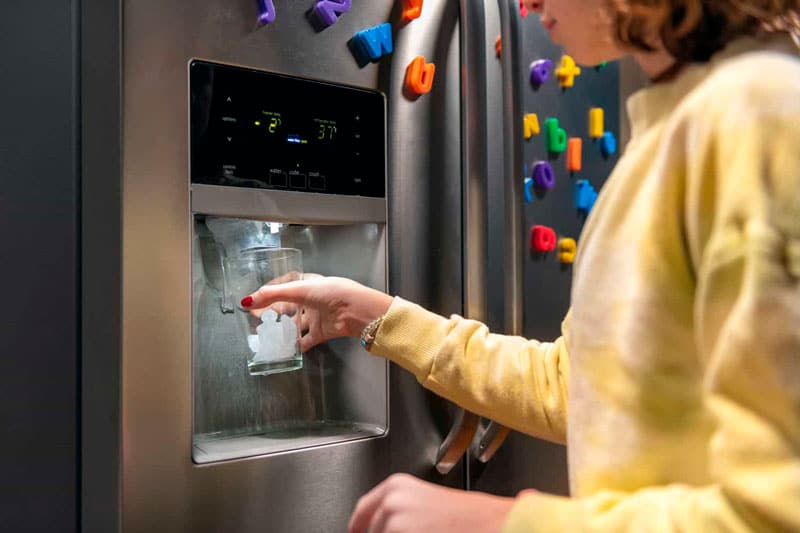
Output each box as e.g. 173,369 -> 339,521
269,117 -> 281,133
260,110 -> 282,134
314,118 -> 337,141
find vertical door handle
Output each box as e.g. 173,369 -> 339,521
435,410 -> 481,474
473,420 -> 512,462
434,0 -> 488,475
499,0 -> 524,337
469,0 -> 525,465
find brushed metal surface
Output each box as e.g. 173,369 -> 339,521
385,0 -> 470,485
191,184 -> 388,223
433,0 -> 489,475
387,0 -> 461,315
498,0 -> 524,338
460,0 -> 489,325
121,0 -> 463,531
469,0 -> 524,466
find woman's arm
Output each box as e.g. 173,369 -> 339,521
371,298 -> 571,444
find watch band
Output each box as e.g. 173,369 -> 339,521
359,315 -> 385,350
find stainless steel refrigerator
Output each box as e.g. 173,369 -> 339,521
4,0 -> 623,531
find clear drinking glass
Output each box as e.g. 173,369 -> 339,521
224,247 -> 303,376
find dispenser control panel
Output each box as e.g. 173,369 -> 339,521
190,60 -> 386,197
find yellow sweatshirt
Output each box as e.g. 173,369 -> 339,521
371,35 -> 800,532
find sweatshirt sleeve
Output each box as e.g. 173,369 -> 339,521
370,298 -> 570,444
504,59 -> 800,532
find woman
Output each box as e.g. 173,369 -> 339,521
242,0 -> 800,530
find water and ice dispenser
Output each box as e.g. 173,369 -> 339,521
190,60 -> 389,463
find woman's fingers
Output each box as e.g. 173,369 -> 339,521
299,328 -> 323,353
249,301 -> 295,319
242,280 -> 311,309
347,478 -> 392,533
264,270 -> 303,286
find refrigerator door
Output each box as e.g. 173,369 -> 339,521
471,0 -> 622,496
102,1 -> 468,531
429,0 -> 489,476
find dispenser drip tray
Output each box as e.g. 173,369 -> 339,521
193,420 -> 386,463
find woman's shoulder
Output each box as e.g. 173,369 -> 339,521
687,36 -> 800,116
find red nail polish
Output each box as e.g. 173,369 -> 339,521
241,296 -> 254,307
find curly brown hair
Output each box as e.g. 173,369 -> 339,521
611,0 -> 799,61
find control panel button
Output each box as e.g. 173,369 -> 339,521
309,172 -> 327,191
269,169 -> 287,187
221,164 -> 237,178
288,171 -> 307,189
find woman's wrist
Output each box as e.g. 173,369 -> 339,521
360,315 -> 385,350
348,286 -> 393,339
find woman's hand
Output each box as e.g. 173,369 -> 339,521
242,276 -> 393,352
348,474 -> 515,533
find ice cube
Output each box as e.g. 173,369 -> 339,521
254,332 -> 278,363
261,309 -> 278,323
254,313 -> 284,362
280,315 -> 297,344
249,311 -> 299,363
279,316 -> 298,356
247,334 -> 260,353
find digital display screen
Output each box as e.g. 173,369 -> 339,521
190,60 -> 386,197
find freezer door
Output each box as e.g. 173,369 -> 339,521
84,0 -> 467,531
392,0 -> 493,477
